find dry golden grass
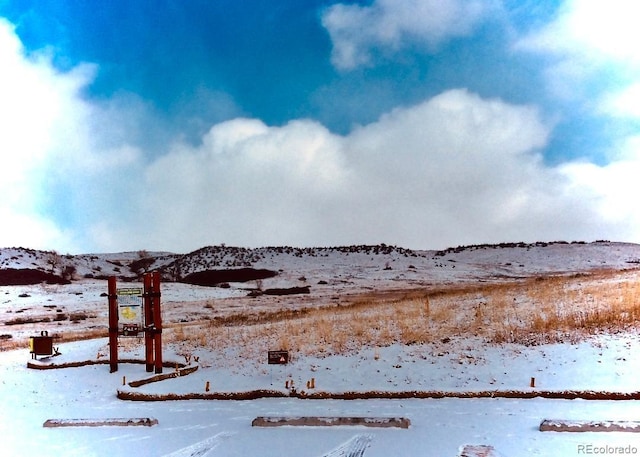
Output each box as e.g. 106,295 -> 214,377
164,270 -> 640,360
0,327 -> 109,352
6,269 -> 636,357
482,273 -> 640,344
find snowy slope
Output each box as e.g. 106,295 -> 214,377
3,241 -> 640,285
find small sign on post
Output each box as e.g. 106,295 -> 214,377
122,324 -> 140,337
268,350 -> 289,365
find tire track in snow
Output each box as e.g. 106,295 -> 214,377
320,434 -> 373,457
161,431 -> 235,457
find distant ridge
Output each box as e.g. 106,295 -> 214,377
1,241 -> 639,286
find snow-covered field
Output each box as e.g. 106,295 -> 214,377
3,241 -> 640,348
2,242 -> 640,456
2,335 -> 640,456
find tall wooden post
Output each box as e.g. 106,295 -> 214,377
152,271 -> 163,374
143,273 -> 154,372
107,276 -> 118,373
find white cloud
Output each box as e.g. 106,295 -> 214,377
558,141 -> 640,241
132,89 -> 640,252
2,16 -> 640,253
600,82 -> 640,119
0,19 -> 143,252
0,209 -> 71,252
514,0 -> 640,200
136,118 -> 351,250
0,19 -> 77,250
516,0 -> 640,104
517,0 -> 640,67
321,0 -> 493,70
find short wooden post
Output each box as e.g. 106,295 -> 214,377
530,377 -> 536,388
205,381 -> 210,392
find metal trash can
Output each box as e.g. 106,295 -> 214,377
29,331 -> 53,359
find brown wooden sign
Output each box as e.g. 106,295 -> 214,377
122,324 -> 141,337
268,350 -> 289,365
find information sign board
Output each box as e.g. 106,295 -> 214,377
117,287 -> 143,336
268,350 -> 289,365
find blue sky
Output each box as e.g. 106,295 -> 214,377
1,0 -> 639,253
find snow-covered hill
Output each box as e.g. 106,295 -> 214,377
2,241 -> 640,287
0,247 -> 178,283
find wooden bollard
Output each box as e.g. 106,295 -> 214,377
122,376 -> 126,386
310,377 -> 315,389
205,381 -> 210,392
530,377 -> 536,388
285,380 -> 289,389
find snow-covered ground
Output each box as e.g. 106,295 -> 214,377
2,241 -> 640,456
2,335 -> 640,456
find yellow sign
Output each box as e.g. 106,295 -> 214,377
117,288 -> 143,296
120,306 -> 138,321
